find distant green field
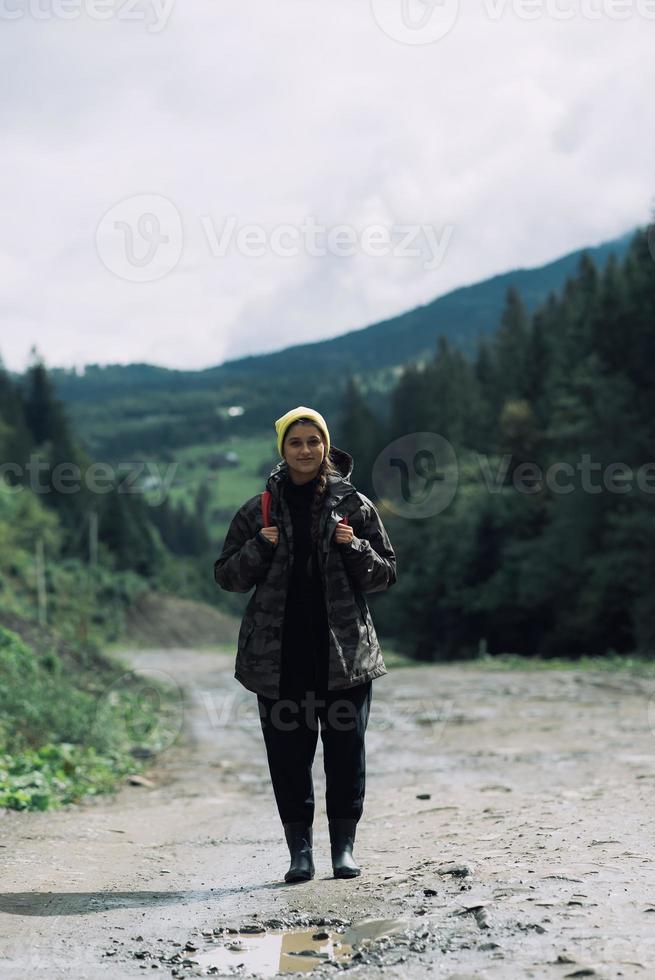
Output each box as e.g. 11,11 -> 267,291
147,433 -> 280,546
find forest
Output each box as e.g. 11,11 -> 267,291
365,226 -> 655,659
2,225 -> 653,664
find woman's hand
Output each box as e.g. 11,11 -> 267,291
259,524 -> 352,547
259,526 -> 279,547
334,523 -> 354,547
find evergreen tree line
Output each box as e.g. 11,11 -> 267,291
0,349 -> 211,577
337,226 -> 655,659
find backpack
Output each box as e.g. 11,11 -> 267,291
260,490 -> 348,529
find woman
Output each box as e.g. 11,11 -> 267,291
214,406 -> 397,884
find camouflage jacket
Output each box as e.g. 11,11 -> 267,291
213,445 -> 397,698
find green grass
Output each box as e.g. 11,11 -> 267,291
0,626 -> 183,811
382,647 -> 655,674
0,743 -> 140,811
470,651 -> 655,673
379,644 -> 425,669
144,433 -> 279,545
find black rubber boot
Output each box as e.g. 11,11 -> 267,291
328,817 -> 361,878
282,821 -> 315,883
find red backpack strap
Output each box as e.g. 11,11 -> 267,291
340,514 -> 349,525
261,490 -> 271,528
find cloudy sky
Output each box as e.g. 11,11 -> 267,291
1,0 -> 653,374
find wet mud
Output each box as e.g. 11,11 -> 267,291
1,648 -> 655,978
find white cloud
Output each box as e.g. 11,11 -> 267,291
0,1 -> 653,372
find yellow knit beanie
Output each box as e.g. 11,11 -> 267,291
275,406 -> 331,459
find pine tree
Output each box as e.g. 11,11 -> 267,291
493,285 -> 530,403
0,359 -> 33,479
337,374 -> 383,498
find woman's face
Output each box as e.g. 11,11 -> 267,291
283,422 -> 325,483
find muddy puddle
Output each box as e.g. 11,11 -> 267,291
6,653 -> 655,978
194,926 -> 347,975
122,916 -> 424,977
194,918 -> 408,975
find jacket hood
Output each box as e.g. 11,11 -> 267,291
266,444 -> 355,500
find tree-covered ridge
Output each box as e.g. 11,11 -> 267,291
369,226 -> 655,659
2,223 -> 651,664
0,351 -> 214,639
37,229 -> 633,459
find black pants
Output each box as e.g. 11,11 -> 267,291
257,681 -> 373,826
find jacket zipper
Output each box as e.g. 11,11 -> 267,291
323,510 -> 371,645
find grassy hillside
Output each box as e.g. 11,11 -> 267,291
139,433 -> 279,555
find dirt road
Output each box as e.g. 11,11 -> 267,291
2,646 -> 655,979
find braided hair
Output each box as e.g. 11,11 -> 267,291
309,452 -> 342,550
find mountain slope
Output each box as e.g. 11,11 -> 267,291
43,228 -> 635,454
